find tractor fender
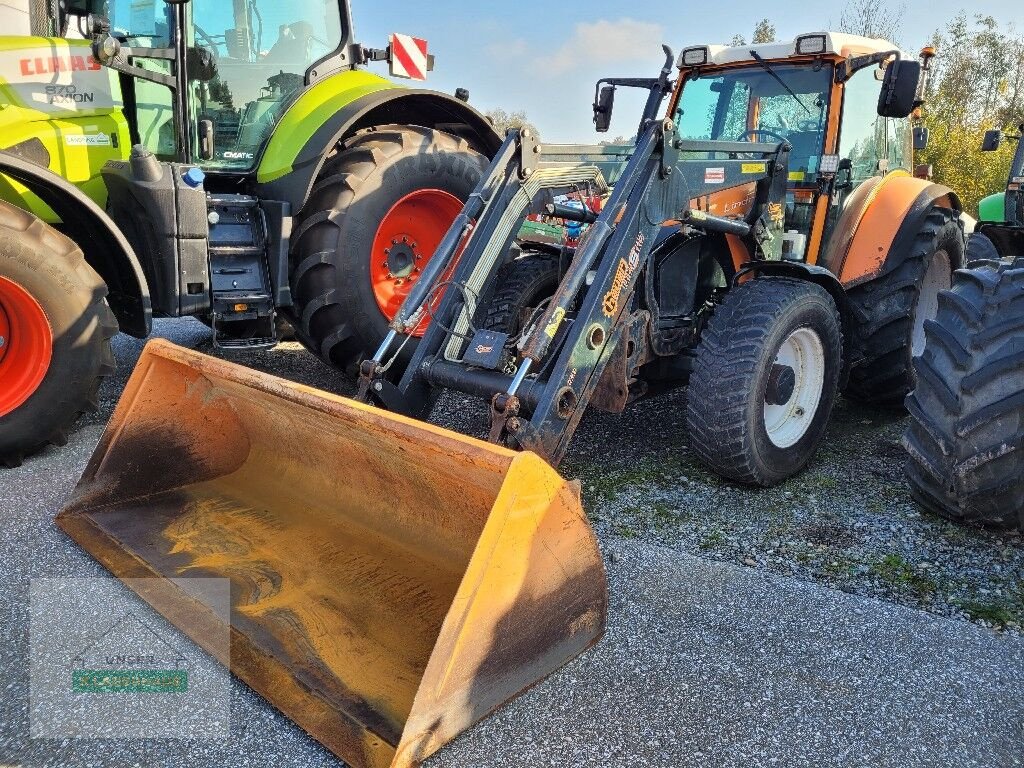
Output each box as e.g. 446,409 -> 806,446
0,151 -> 151,337
821,172 -> 962,287
977,192 -> 1005,223
736,259 -> 855,382
256,85 -> 502,211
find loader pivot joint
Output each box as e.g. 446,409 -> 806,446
356,359 -> 384,403
488,392 -> 520,445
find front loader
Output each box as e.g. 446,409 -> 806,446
59,32 -> 965,768
0,0 -> 500,465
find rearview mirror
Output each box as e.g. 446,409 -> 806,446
877,59 -> 921,118
981,129 -> 1002,152
62,0 -> 103,15
594,85 -> 615,133
913,126 -> 930,151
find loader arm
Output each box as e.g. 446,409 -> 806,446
358,124 -> 791,466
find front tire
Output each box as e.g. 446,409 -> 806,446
903,259 -> 1024,529
687,277 -> 843,486
289,125 -> 487,375
844,207 -> 964,407
0,201 -> 116,467
483,253 -> 561,336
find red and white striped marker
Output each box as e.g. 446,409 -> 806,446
389,33 -> 429,81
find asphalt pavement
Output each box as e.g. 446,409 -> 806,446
1,319 -> 1022,767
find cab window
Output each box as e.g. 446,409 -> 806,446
675,63 -> 832,184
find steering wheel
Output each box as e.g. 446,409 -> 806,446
735,128 -> 787,144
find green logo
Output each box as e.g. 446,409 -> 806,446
72,669 -> 188,693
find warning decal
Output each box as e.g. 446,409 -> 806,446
389,34 -> 429,81
704,167 -> 725,184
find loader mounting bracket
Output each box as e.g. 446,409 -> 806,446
518,129 -> 540,180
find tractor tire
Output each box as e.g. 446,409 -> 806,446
484,254 -> 560,336
0,201 -> 116,467
964,231 -> 1000,265
289,125 -> 487,375
902,259 -> 1024,529
686,277 -> 843,486
843,207 -> 964,408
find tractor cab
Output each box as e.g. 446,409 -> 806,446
670,32 -> 927,264
63,0 -> 420,173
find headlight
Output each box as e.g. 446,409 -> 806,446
819,154 -> 840,174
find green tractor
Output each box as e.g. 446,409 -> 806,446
903,124 -> 1024,528
0,0 -> 499,465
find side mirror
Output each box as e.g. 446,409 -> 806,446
981,129 -> 1002,152
198,118 -> 215,160
917,125 -> 933,149
835,157 -> 854,190
913,126 -> 930,151
62,0 -> 103,15
594,85 -> 615,133
877,60 -> 921,118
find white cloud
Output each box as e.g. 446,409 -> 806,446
486,37 -> 530,60
535,18 -> 666,75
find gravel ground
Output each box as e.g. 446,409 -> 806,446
2,318 -> 1022,767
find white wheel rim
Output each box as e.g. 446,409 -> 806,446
763,327 -> 826,449
913,250 -> 951,356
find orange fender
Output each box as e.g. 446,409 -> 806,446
820,172 -> 960,287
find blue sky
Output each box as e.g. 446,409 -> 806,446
350,0 -> 1023,142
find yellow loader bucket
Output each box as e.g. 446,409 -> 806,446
56,340 -> 606,768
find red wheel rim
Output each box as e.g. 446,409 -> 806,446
370,189 -> 465,337
0,276 -> 53,417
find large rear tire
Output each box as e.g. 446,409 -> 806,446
902,258 -> 1024,529
289,125 -> 487,375
965,231 -> 1000,265
0,201 -> 116,467
687,277 -> 843,486
844,207 -> 964,407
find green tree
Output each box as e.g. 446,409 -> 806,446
752,19 -> 776,44
839,0 -> 906,45
484,108 -> 540,140
919,13 -> 1024,213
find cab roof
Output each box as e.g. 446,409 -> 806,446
684,31 -> 907,66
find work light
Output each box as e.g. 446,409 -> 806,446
679,47 -> 709,67
796,34 -> 828,55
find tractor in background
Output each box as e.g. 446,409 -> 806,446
904,124 -> 1024,529
0,0 -> 499,465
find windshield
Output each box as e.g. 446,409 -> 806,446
103,0 -> 346,170
674,63 -> 833,183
